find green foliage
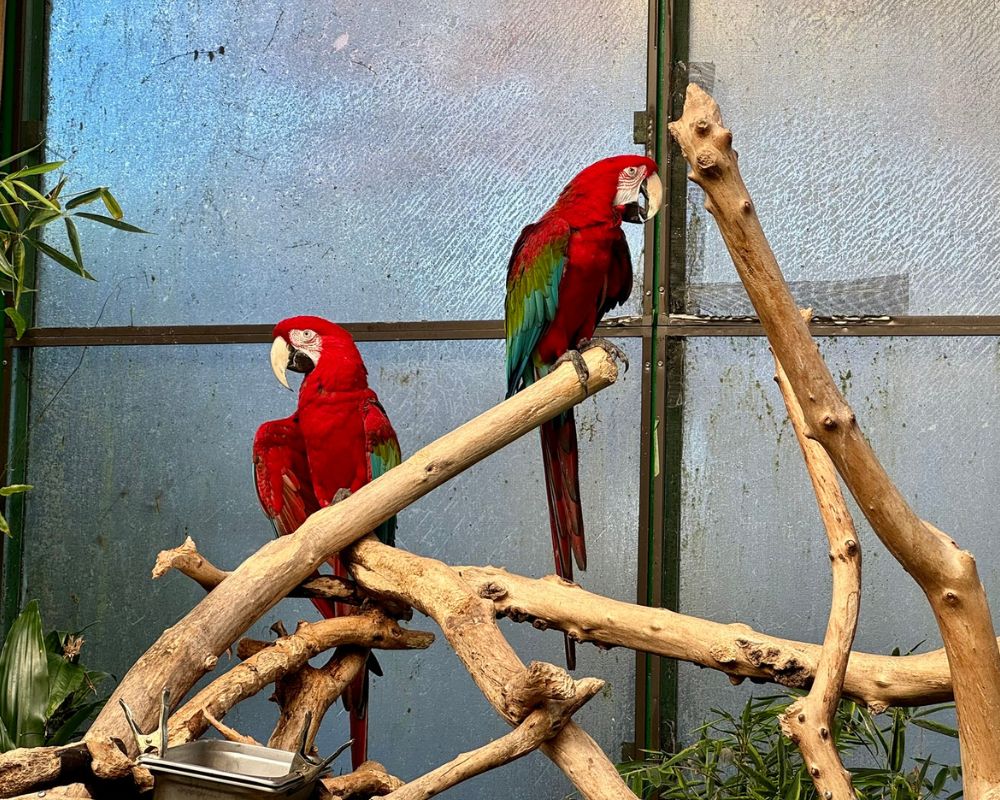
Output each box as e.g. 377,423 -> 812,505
0,601 -> 110,752
616,694 -> 961,800
0,141 -> 147,338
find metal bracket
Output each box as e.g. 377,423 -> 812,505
120,687 -> 170,757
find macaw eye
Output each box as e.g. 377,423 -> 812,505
624,166 -> 639,178
297,329 -> 316,342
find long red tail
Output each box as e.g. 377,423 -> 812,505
310,563 -> 369,770
539,409 -> 585,669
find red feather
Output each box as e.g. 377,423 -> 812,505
253,317 -> 400,769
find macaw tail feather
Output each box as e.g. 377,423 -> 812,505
540,409 -> 585,670
344,666 -> 370,769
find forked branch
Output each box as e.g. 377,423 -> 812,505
668,82 -> 1000,797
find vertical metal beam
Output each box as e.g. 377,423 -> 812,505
0,0 -> 44,633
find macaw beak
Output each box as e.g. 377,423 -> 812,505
622,172 -> 664,224
270,336 -> 291,390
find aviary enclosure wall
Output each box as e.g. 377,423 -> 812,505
1,0 -> 998,797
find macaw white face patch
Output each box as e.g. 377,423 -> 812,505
290,328 -> 323,365
613,165 -> 647,206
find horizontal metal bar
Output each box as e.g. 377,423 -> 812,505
662,315 -> 1000,337
9,314 -> 1000,348
7,316 -> 651,347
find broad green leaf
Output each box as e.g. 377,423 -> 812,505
65,217 -> 84,270
73,211 -> 148,234
65,188 -> 103,210
6,161 -> 65,180
10,180 -> 59,211
32,239 -> 95,280
5,307 -> 27,339
0,600 -> 49,748
100,188 -> 123,220
0,142 -> 42,170
45,653 -> 86,718
0,485 -> 32,496
48,699 -> 103,745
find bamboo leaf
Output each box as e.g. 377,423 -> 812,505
0,142 -> 42,171
64,188 -> 103,210
0,601 -> 49,748
0,485 -> 32,496
25,208 -> 63,231
65,217 -> 84,270
32,239 -> 95,280
0,201 -> 18,229
0,510 -> 9,537
910,718 -> 959,738
73,212 -> 148,234
0,248 -> 15,279
5,307 -> 28,339
100,188 -> 123,220
6,161 -> 65,180
10,180 -> 59,211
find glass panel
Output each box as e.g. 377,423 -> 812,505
22,336 -> 641,795
39,1 -> 647,326
682,2 -> 1000,315
676,336 -> 1000,763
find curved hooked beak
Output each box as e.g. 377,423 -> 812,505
270,337 -> 291,390
622,172 -> 664,224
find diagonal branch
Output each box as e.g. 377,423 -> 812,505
86,346 -> 622,798
773,325 -> 860,799
348,537 -> 635,800
668,83 -> 1000,798
167,611 -> 432,746
382,670 -> 604,800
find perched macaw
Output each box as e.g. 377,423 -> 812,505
504,155 -> 662,668
252,315 -> 401,768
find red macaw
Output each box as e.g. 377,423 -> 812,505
252,315 -> 401,768
504,155 -> 662,668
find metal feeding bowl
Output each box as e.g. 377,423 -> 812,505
122,689 -> 348,800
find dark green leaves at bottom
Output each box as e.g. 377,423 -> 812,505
0,601 -> 48,750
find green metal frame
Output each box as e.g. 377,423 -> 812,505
0,0 -> 44,635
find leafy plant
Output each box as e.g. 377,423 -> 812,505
0,600 -> 110,751
0,142 -> 144,535
0,141 -> 146,338
616,694 -> 961,800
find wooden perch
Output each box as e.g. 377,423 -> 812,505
319,760 -> 404,799
773,330 -> 860,800
668,83 -> 1000,797
87,345 -> 617,764
153,536 -> 361,603
459,565 -> 965,710
348,537 -> 635,800
168,611 -> 432,746
268,647 -> 367,752
383,670 -> 604,800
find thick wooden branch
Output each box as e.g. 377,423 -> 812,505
8,785 -> 93,799
167,611 -> 432,746
88,346 -> 619,760
383,673 -> 604,800
348,537 -> 635,800
203,710 -> 261,745
460,565 -> 966,710
774,338 -> 860,799
153,536 -> 362,603
0,744 -> 92,797
268,647 -> 367,752
319,760 -> 404,799
669,83 -> 1000,797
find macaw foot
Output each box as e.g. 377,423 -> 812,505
578,337 -> 629,373
554,349 -> 590,395
332,487 -> 353,504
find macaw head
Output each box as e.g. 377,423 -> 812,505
269,315 -> 366,390
556,155 -> 662,225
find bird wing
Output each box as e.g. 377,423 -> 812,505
363,393 -> 402,547
252,417 -> 320,539
504,216 -> 571,397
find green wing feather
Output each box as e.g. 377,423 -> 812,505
504,217 -> 570,397
366,398 -> 402,547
